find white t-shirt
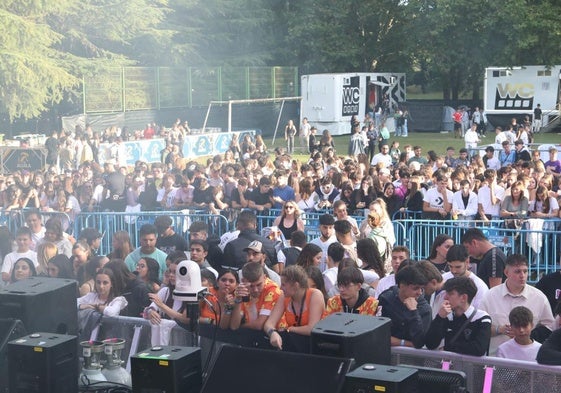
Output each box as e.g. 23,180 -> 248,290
423,187 -> 454,209
496,338 -> 541,362
478,184 -> 505,217
2,250 -> 39,278
375,274 -> 395,298
310,235 -> 337,272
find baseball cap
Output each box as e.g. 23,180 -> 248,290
244,240 -> 264,253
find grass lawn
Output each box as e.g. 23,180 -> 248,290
265,131 -> 561,163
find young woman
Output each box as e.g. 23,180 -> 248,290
136,257 -> 162,294
263,265 -> 325,350
144,259 -> 189,326
10,258 -> 37,283
106,231 -> 134,260
531,185 -> 560,220
381,182 -> 401,219
324,267 -> 379,316
501,180 -> 529,221
428,234 -> 454,273
78,256 -> 109,296
402,176 -> 424,216
296,177 -> 318,212
105,259 -> 150,318
272,200 -> 305,241
47,254 -> 75,279
357,238 -> 386,280
35,242 -> 58,276
72,240 -> 92,278
295,244 -> 323,269
204,268 -> 239,329
305,266 -> 328,304
40,217 -> 72,257
77,268 -> 128,316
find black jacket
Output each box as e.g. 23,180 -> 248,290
222,229 -> 279,270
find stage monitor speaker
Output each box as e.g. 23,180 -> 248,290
0,277 -> 78,335
201,344 -> 354,393
0,319 -> 27,393
131,346 -> 202,393
311,313 -> 392,366
8,332 -> 78,393
344,364 -> 418,393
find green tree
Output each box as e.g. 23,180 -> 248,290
0,0 -> 175,121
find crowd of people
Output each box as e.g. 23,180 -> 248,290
1,113 -> 561,365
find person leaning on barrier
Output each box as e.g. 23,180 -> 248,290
229,262 -> 282,331
497,306 -> 541,362
425,276 -> 491,356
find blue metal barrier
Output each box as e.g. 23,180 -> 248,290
73,211 -> 230,255
393,218 -> 561,283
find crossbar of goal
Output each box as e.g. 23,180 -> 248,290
202,97 -> 302,142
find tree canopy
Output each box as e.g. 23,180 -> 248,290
2,0 -> 561,120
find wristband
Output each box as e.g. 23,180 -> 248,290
400,339 -> 405,347
234,298 -> 243,304
266,328 -> 278,337
496,326 -> 500,335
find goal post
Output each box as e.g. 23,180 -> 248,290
202,96 -> 302,143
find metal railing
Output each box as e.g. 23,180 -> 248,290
90,315 -> 561,393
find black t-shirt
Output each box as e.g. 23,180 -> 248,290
475,247 -> 506,287
105,172 -> 126,197
157,233 -> 189,255
230,188 -> 249,205
248,188 -> 272,206
193,186 -> 215,205
535,271 -> 561,314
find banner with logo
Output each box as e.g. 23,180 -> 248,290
1,148 -> 45,174
342,76 -> 360,117
98,130 -> 256,166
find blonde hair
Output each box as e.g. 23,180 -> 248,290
36,242 -> 58,275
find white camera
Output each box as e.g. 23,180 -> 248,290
173,260 -> 207,303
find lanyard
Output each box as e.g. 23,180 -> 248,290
290,290 -> 306,326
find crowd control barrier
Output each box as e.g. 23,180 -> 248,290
89,315 -> 561,393
73,210 -> 230,255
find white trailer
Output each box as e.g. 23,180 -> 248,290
484,65 -> 561,119
300,72 -> 406,135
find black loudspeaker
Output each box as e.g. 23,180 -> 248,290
0,319 -> 27,393
311,313 -> 392,366
8,332 -> 78,393
131,346 -> 202,393
201,345 -> 354,393
344,364 -> 418,393
0,277 -> 78,335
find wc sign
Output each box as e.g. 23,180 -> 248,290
342,76 -> 360,116
494,83 -> 534,110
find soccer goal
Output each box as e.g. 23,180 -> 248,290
202,96 -> 302,143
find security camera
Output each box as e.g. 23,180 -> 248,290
173,260 -> 207,303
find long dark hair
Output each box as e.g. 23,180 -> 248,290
95,267 -> 118,302
357,238 -> 386,278
10,257 -> 37,283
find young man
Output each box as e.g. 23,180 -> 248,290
333,200 -> 359,238
440,245 -> 489,309
375,246 -> 410,298
425,276 -> 491,356
476,169 -> 505,221
422,173 -> 453,220
309,214 -> 337,272
2,227 -> 38,284
479,254 -> 554,355
154,215 -> 189,255
125,224 -> 168,280
461,228 -> 506,288
243,240 -> 280,286
188,239 -> 218,278
483,146 -> 501,170
378,264 -> 432,348
322,242 -> 346,295
230,261 -> 282,331
496,306 -> 541,361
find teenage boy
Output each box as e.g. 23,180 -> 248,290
496,306 -> 541,361
425,276 -> 491,356
2,227 -> 38,284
